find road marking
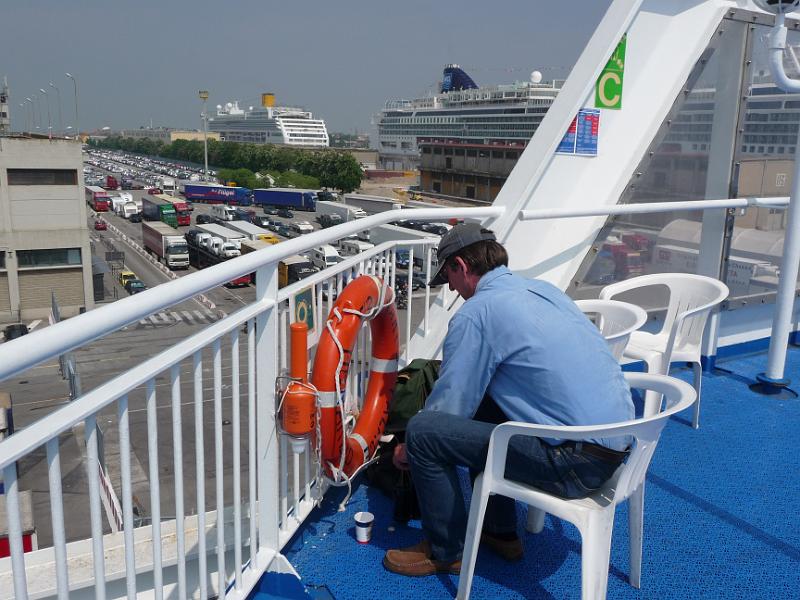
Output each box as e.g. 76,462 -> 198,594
170,311 -> 182,322
194,310 -> 207,322
148,315 -> 160,325
27,319 -> 42,332
182,311 -> 195,323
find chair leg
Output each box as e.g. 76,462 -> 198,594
526,507 -> 546,533
691,362 -> 702,429
628,483 -> 645,589
580,509 -> 615,600
457,474 -> 491,600
641,357 -> 666,416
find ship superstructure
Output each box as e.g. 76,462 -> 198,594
208,93 -> 329,148
375,64 -> 562,169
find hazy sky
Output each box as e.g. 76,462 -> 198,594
3,1 -> 611,134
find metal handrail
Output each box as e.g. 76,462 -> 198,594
517,196 -> 789,221
0,206 -> 503,382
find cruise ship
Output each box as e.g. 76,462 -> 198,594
3,2 -> 800,600
208,93 -> 329,148
375,64 -> 562,169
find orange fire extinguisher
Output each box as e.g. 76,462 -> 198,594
281,322 -> 316,440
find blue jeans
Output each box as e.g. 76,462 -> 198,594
405,407 -> 624,562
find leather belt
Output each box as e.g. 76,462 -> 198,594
570,441 -> 629,463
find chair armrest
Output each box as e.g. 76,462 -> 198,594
598,278 -> 644,301
662,299 -> 723,366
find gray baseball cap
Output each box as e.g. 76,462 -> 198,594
428,222 -> 497,286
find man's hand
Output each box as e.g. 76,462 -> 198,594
393,443 -> 410,471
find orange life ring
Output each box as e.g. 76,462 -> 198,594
310,275 -> 399,478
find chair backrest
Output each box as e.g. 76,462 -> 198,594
575,299 -> 648,361
486,373 -> 696,506
599,273 -> 729,359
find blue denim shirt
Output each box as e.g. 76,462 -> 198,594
424,266 -> 633,450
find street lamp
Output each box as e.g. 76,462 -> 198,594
39,88 -> 52,139
199,90 -> 209,182
65,73 -> 79,141
49,82 -> 63,133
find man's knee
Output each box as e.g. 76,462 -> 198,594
406,410 -> 445,456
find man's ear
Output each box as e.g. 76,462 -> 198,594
453,256 -> 468,275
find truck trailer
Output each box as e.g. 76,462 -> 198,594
142,195 -> 178,228
183,183 -> 252,206
279,255 -> 319,288
195,223 -> 246,244
253,188 -> 317,212
186,238 -> 251,287
141,221 -> 190,269
224,220 -> 280,243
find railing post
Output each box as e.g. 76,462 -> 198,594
255,264 -> 281,554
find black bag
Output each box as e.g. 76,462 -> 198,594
366,359 -> 440,523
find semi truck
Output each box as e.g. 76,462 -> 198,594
154,194 -> 191,226
142,194 -> 178,228
85,186 -> 111,212
224,220 -> 280,243
141,221 -> 190,269
186,236 -> 251,287
253,188 -> 317,212
104,175 -> 120,190
279,255 -> 318,288
182,183 -> 253,206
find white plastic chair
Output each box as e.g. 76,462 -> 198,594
456,373 -> 696,600
575,299 -> 648,361
599,273 -> 729,428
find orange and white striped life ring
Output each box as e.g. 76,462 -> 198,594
310,275 -> 399,479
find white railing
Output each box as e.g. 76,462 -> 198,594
0,206 -> 502,599
0,195 -> 790,598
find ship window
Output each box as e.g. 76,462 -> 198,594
467,149 -> 477,157
505,151 -> 518,159
7,169 -> 78,185
444,148 -> 453,156
479,150 -> 488,158
455,149 -> 465,156
422,147 -> 431,154
433,147 -> 442,155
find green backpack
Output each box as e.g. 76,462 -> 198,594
385,358 -> 441,434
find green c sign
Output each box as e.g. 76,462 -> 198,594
596,35 -> 626,110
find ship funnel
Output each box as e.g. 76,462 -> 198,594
262,93 -> 275,107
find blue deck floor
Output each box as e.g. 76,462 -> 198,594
283,348 -> 800,599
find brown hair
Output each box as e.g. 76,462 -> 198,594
446,238 -> 508,279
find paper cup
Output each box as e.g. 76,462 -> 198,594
354,511 -> 374,543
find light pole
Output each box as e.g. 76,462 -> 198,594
25,98 -> 34,132
19,103 -> 28,132
49,82 -> 63,133
65,73 -> 79,141
30,94 -> 40,130
199,90 -> 209,182
39,88 -> 52,139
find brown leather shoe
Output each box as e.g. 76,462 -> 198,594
480,532 -> 524,561
383,540 -> 461,577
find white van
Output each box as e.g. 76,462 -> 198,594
210,204 -> 236,222
339,239 -> 374,257
309,245 -> 342,270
